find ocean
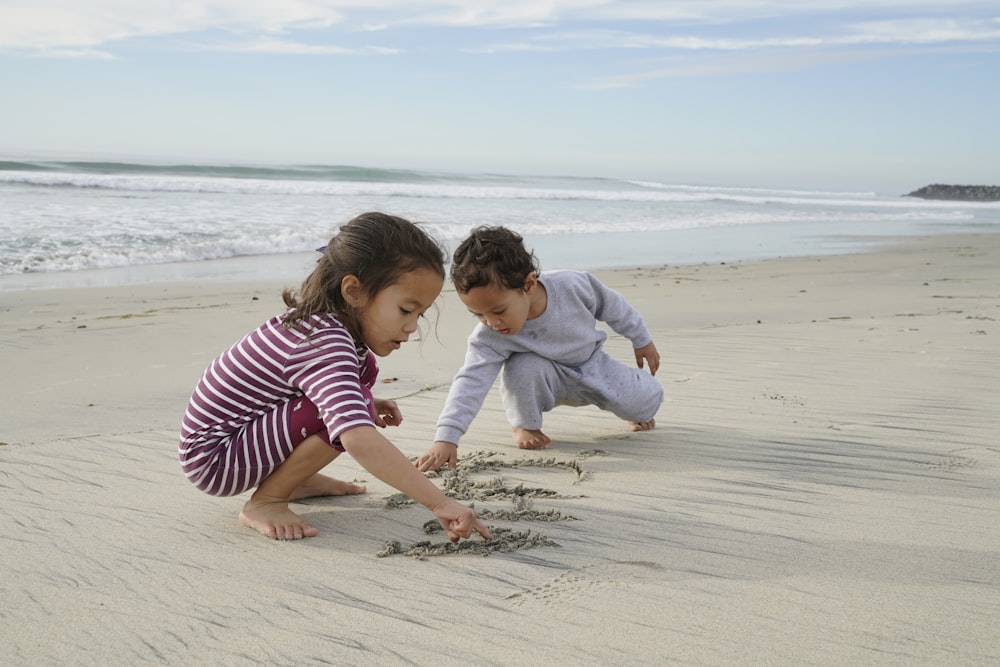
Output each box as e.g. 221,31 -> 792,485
2,158 -> 998,290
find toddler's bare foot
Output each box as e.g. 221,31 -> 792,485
239,496 -> 318,540
290,473 -> 366,501
513,427 -> 551,449
628,418 -> 656,432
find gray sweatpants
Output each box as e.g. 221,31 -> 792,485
498,350 -> 663,430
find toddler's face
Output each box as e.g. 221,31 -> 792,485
459,278 -> 535,336
357,267 -> 443,356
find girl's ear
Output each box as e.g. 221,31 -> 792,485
341,274 -> 365,307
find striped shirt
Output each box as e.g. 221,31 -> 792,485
178,311 -> 377,495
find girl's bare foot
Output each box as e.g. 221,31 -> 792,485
513,427 -> 551,449
240,476 -> 366,540
289,473 -> 366,501
239,496 -> 318,540
628,418 -> 656,432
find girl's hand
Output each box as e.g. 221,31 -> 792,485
373,398 -> 402,428
432,498 -> 490,543
416,441 -> 458,472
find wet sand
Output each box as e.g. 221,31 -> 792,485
2,233 -> 998,665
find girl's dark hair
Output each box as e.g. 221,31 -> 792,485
451,226 -> 539,293
282,212 -> 445,342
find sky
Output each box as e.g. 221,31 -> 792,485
1,1 -> 998,193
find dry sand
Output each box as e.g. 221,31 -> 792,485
2,233 -> 998,665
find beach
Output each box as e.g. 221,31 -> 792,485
2,231 -> 998,665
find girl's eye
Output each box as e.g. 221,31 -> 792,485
401,308 -> 412,316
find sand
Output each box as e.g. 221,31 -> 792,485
2,233 -> 998,665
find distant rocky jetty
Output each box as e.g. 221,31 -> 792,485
904,184 -> 1000,202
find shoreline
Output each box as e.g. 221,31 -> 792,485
3,218 -> 990,292
2,230 -> 998,664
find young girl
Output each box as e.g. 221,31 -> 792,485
417,225 -> 663,473
179,212 -> 489,542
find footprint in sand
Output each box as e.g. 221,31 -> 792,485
921,447 -> 1000,471
506,560 -> 665,608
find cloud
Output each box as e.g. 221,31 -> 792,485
472,13 -> 1000,87
845,17 -> 1000,45
477,17 -> 1000,54
198,37 -> 399,55
473,29 -> 829,54
573,49 -> 894,89
1,0 -> 998,63
24,48 -> 118,60
0,1 -> 346,52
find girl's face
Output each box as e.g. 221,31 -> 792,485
353,267 -> 444,357
459,274 -> 541,336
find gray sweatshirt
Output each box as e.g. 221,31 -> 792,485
434,270 -> 653,445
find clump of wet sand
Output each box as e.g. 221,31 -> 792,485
376,527 -> 561,559
378,450 -> 601,557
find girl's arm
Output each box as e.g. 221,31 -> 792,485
340,426 -> 490,542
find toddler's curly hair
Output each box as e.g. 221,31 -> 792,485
450,226 -> 539,293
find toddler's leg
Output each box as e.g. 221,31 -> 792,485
499,353 -> 577,449
499,351 -> 663,446
585,352 -> 664,430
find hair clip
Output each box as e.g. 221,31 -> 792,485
315,246 -> 326,253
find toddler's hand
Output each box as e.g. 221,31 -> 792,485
635,342 -> 660,376
416,441 -> 458,472
432,499 -> 490,543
